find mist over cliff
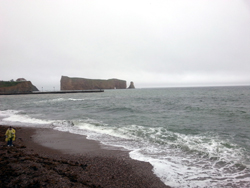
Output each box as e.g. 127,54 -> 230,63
60,76 -> 127,90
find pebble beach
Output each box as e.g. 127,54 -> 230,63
0,125 -> 169,188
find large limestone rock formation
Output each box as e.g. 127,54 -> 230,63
60,76 -> 127,90
0,81 -> 38,94
128,81 -> 135,89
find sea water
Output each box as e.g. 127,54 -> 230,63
1,86 -> 250,187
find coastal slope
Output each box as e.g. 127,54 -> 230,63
0,81 -> 38,94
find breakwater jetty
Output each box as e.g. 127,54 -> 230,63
0,89 -> 104,95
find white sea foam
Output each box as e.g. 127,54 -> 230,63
1,109 -> 249,187
36,97 -> 109,104
3,115 -> 53,126
0,110 -> 53,127
0,110 -> 20,117
68,98 -> 85,101
61,122 -> 250,187
35,98 -> 65,103
123,125 -> 250,187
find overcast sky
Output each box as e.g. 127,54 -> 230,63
1,0 -> 250,90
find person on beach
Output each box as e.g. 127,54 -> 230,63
5,126 -> 16,146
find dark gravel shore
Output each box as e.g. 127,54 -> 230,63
0,125 -> 170,188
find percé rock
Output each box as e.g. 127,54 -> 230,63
128,81 -> 135,89
60,76 -> 127,90
0,81 -> 39,94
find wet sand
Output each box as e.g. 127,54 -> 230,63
0,125 -> 170,188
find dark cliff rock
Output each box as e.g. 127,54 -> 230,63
128,81 -> 135,89
0,81 -> 38,94
31,84 -> 39,91
61,76 -> 127,90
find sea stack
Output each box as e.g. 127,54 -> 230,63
128,81 -> 135,89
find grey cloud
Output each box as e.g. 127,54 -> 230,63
1,0 -> 250,89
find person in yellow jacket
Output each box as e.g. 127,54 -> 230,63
5,126 -> 16,146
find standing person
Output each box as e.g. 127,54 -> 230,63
5,126 -> 16,146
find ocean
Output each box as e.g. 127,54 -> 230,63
1,86 -> 250,187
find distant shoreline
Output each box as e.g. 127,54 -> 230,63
0,89 -> 104,95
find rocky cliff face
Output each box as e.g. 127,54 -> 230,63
60,76 -> 127,90
0,81 -> 39,94
128,82 -> 135,89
